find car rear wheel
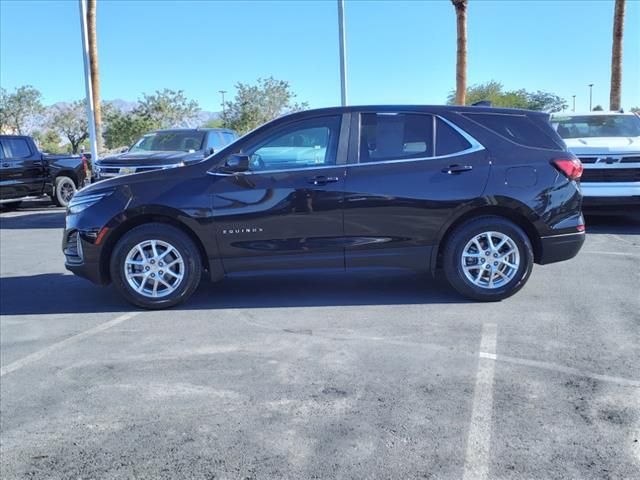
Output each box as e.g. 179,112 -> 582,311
443,216 -> 534,302
52,176 -> 77,207
110,223 -> 202,309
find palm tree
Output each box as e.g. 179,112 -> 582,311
87,0 -> 102,152
451,0 -> 468,105
609,0 -> 625,111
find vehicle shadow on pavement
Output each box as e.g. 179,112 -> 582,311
0,211 -> 65,229
0,272 -> 464,315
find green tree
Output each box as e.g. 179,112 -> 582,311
592,105 -> 604,111
224,77 -> 308,134
630,107 -> 639,114
32,130 -> 64,154
202,118 -> 224,129
447,81 -> 567,112
0,85 -> 44,134
103,110 -> 158,149
136,89 -> 199,128
49,101 -> 89,154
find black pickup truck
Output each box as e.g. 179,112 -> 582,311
0,135 -> 88,209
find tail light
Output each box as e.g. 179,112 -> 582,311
81,155 -> 89,179
552,158 -> 583,180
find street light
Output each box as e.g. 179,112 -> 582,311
219,90 -> 227,127
588,84 -> 594,111
337,0 -> 347,106
572,95 -> 576,112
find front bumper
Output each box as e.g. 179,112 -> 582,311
63,228 -> 107,284
581,181 -> 640,198
538,231 -> 585,265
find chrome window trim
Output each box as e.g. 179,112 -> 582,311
208,115 -> 485,177
98,163 -> 185,170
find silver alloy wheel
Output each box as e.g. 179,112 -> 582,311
124,239 -> 185,298
59,179 -> 76,204
461,231 -> 520,289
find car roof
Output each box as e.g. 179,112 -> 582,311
279,105 -> 548,117
152,128 -> 236,134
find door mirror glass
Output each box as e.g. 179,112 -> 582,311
223,154 -> 250,172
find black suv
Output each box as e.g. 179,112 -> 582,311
63,105 -> 585,309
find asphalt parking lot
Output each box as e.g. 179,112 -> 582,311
1,201 -> 639,479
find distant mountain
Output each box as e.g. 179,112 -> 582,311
28,99 -> 220,132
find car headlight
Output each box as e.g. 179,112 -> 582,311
68,190 -> 114,214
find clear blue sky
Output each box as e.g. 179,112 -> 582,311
1,0 -> 639,112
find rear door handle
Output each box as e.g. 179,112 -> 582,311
442,164 -> 473,174
307,175 -> 339,186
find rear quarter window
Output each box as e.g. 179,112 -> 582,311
462,113 -> 559,149
436,118 -> 472,155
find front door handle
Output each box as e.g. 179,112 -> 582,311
442,164 -> 473,174
307,175 -> 339,186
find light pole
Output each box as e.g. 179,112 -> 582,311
588,84 -> 594,111
78,0 -> 98,180
219,90 -> 227,127
337,0 -> 348,106
572,95 -> 576,112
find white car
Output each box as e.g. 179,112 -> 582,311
551,112 -> 640,207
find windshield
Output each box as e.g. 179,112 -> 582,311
129,131 -> 205,152
552,115 -> 640,139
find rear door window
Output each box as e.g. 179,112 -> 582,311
462,113 -> 558,149
360,113 -> 434,163
2,138 -> 32,158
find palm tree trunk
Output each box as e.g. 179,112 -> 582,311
609,0 -> 625,111
452,0 -> 468,105
87,0 -> 102,152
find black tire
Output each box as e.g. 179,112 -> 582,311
443,216 -> 534,302
109,223 -> 202,309
52,175 -> 76,207
0,201 -> 22,211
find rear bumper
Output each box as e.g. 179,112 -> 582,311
538,231 -> 585,265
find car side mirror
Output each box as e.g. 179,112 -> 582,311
207,147 -> 216,156
120,148 -> 128,153
222,153 -> 250,173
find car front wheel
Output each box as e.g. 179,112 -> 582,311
110,223 -> 202,309
443,216 -> 534,302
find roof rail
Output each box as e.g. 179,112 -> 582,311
472,100 -> 492,107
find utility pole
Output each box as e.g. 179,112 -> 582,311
572,95 -> 576,112
78,0 -> 98,180
588,84 -> 594,111
337,0 -> 348,106
219,90 -> 227,127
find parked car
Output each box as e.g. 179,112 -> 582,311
64,105 -> 584,309
94,128 -> 238,180
0,135 -> 88,209
551,111 -> 640,206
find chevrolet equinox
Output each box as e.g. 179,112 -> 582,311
63,106 -> 585,309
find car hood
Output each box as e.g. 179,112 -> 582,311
563,136 -> 640,154
97,150 -> 204,166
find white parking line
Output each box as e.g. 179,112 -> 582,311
0,312 -> 140,377
462,322 -> 497,480
581,250 -> 640,257
480,352 -> 640,388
